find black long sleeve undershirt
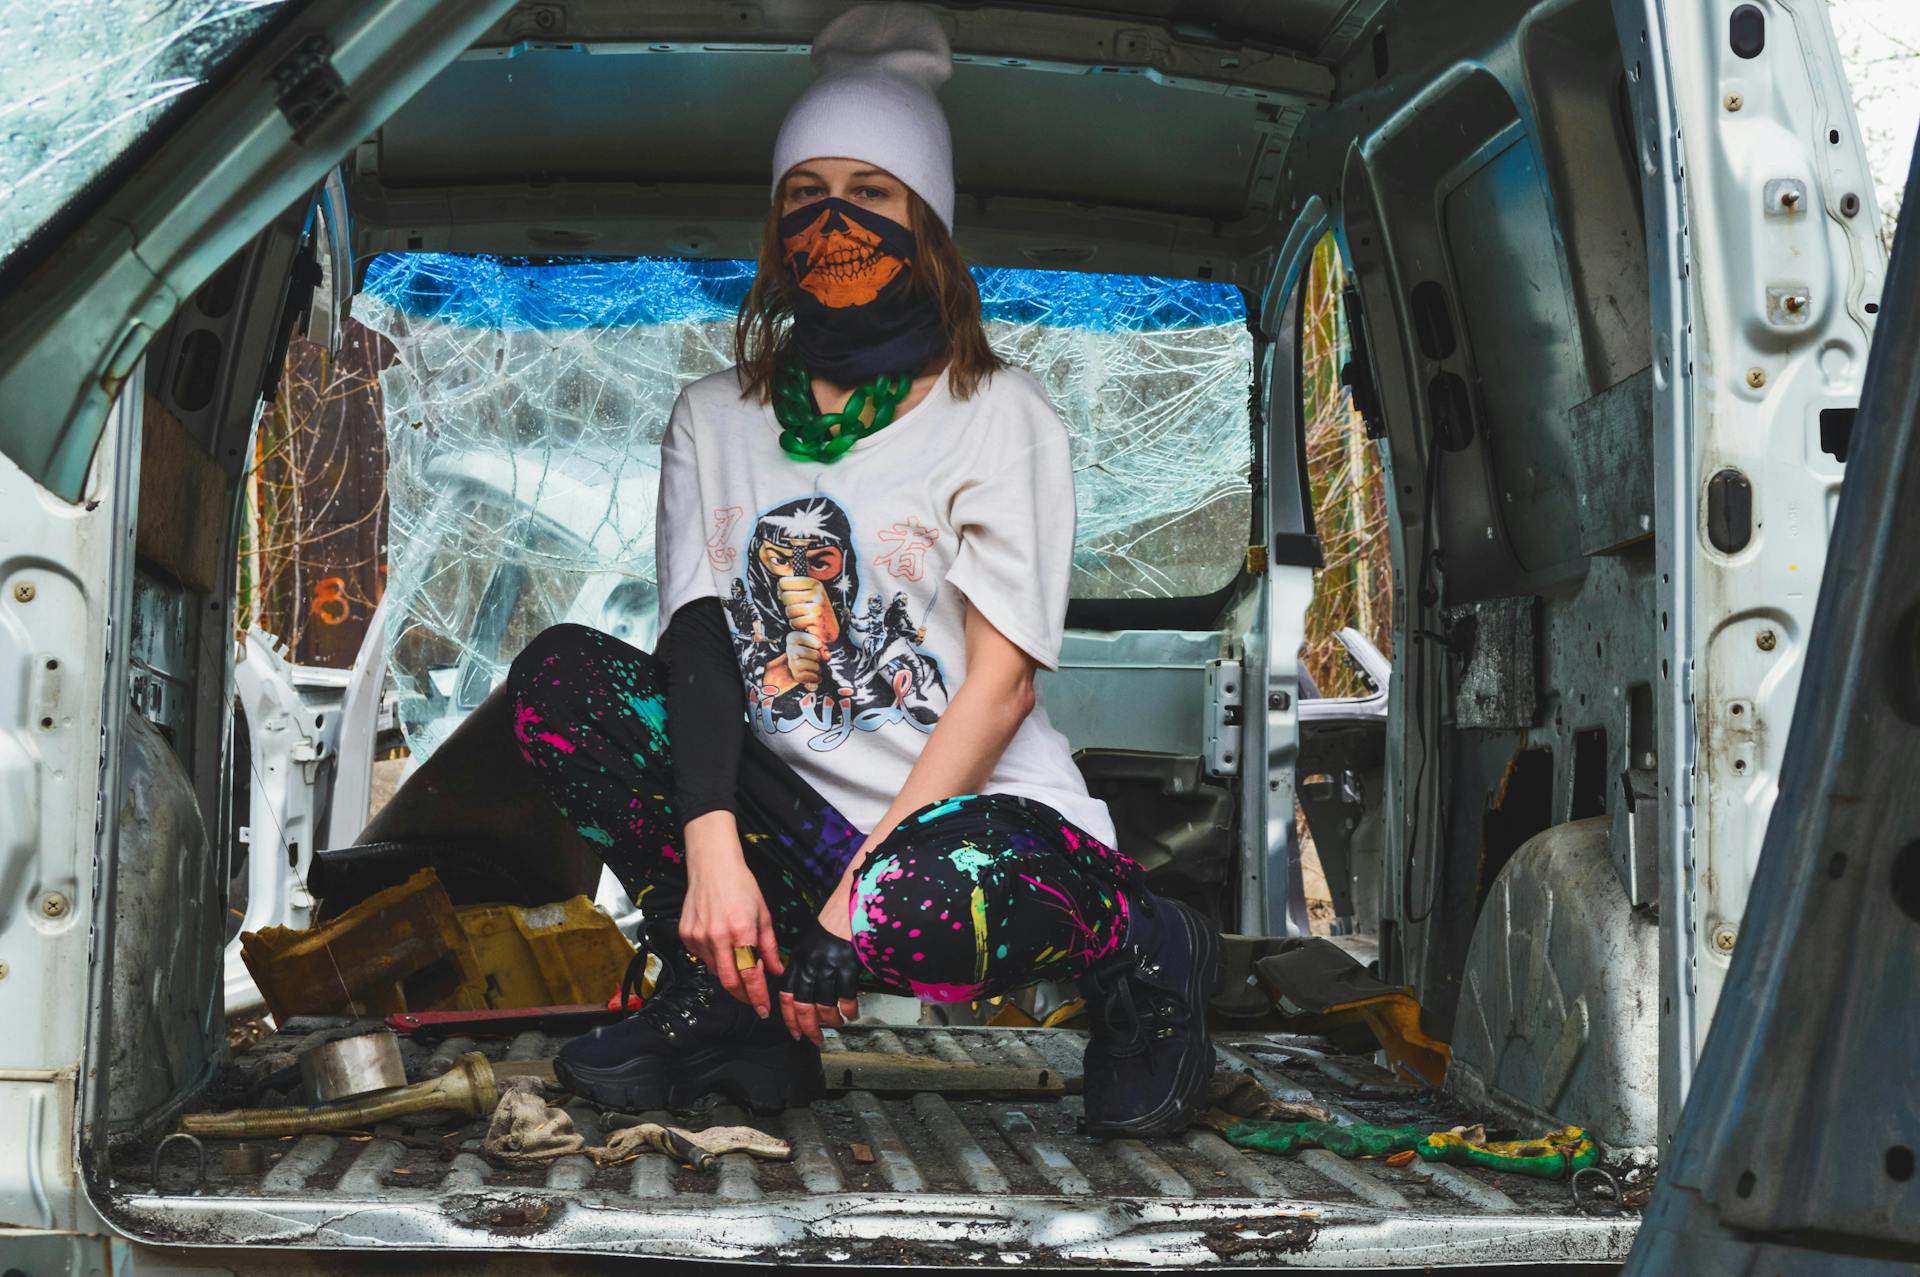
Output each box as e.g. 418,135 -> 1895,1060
657,596 -> 745,824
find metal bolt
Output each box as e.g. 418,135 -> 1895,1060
1784,294 -> 1805,314
1746,368 -> 1767,388
1712,926 -> 1738,953
1724,93 -> 1743,111
1764,178 -> 1810,218
40,893 -> 68,919
0,961 -> 8,980
1756,629 -> 1778,652
12,582 -> 33,603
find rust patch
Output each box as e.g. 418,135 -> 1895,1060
1206,1216 -> 1319,1259
445,1191 -> 561,1236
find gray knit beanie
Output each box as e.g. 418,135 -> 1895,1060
771,3 -> 956,229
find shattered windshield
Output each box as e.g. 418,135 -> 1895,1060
355,254 -> 1251,755
0,0 -> 291,273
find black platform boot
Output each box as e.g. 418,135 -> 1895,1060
1079,895 -> 1225,1138
554,919 -> 823,1114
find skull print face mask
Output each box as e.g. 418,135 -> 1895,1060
779,197 -> 948,385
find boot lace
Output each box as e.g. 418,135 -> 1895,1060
620,929 -> 714,1023
1086,953 -> 1186,1054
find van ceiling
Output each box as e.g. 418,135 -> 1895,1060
348,1 -> 1387,282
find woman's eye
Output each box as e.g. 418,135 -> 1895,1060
856,186 -> 890,201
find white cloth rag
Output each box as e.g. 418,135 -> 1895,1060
482,1080 -> 791,1171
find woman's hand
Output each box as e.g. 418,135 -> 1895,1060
679,811 -> 783,1018
780,913 -> 861,1045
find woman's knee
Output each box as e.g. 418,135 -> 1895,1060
848,844 -> 998,1001
510,623 -> 608,692
850,794 -> 1136,1001
508,624 -> 663,708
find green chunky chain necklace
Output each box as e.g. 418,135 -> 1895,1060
772,362 -> 913,463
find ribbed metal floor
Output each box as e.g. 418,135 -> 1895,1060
110,1023 -> 1641,1265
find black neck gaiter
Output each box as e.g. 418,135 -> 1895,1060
779,197 -> 948,386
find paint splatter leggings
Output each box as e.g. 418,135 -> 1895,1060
506,623 -> 1145,1002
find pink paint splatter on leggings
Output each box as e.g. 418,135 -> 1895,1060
512,702 -> 543,747
515,701 -> 580,755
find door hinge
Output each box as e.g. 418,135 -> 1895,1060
1205,658 -> 1243,777
271,34 -> 349,144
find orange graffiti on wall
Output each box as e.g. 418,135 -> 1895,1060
310,576 -> 350,626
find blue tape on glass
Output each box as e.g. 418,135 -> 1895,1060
975,267 -> 1245,331
360,253 -> 1245,333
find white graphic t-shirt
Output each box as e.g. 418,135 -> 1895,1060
655,364 -> 1116,847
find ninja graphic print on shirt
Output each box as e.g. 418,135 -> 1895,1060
722,495 -> 948,750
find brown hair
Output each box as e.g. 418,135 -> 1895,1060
732,190 -> 1005,402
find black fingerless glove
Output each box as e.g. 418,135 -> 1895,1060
785,918 -> 861,1007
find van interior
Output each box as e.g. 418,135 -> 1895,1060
98,0 -> 1666,1263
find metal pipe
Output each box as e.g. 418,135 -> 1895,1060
179,1052 -> 498,1138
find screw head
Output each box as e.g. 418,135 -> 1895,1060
1712,926 -> 1738,953
1724,93 -> 1743,111
1746,368 -> 1767,389
12,582 -> 33,603
0,961 -> 8,980
40,893 -> 68,919
1757,629 -> 1778,652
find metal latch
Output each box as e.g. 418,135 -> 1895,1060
1205,659 -> 1243,777
271,34 -> 349,143
1762,178 -> 1808,218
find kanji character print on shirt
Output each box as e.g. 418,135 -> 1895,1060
705,505 -> 745,571
724,496 -> 948,752
876,518 -> 939,581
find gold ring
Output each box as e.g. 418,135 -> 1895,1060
733,944 -> 759,971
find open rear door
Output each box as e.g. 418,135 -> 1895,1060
0,0 -> 514,1248
1624,134 -> 1920,1276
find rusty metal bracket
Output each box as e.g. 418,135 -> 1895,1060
1572,1165 -> 1622,1214
150,1132 -> 208,1196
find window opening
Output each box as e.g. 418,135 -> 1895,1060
1294,231 -> 1396,935
240,293 -> 392,671
351,253 -> 1255,759
1297,234 -> 1393,697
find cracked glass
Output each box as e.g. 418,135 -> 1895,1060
355,254 -> 1252,756
0,0 -> 289,272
